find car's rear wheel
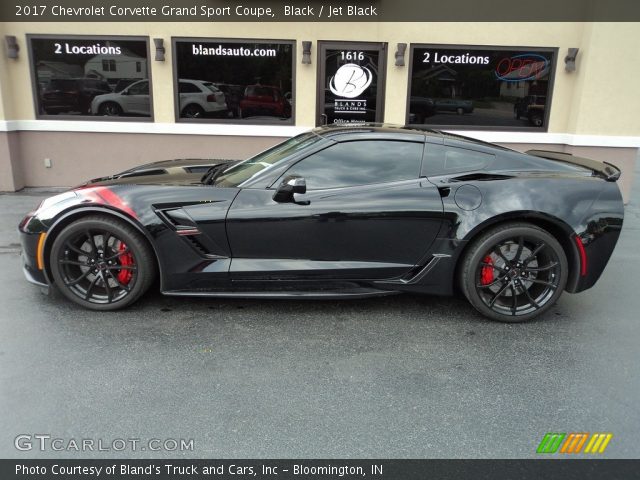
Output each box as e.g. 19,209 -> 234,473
182,104 -> 205,118
50,216 -> 156,311
460,223 -> 568,322
99,102 -> 122,116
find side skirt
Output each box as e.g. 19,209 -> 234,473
161,289 -> 401,300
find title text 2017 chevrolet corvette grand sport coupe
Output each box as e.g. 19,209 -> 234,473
19,125 -> 624,322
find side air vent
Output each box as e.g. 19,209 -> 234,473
156,207 -> 225,259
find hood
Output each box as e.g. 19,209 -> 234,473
78,158 -> 238,187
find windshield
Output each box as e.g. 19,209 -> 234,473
213,132 -> 322,187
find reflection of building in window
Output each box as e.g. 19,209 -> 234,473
36,61 -> 83,83
412,64 -> 460,98
102,59 -> 116,71
86,48 -> 148,81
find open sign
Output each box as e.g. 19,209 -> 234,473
495,54 -> 549,82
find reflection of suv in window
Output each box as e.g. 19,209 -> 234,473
239,85 -> 291,119
41,78 -> 112,115
90,79 -> 228,118
514,95 -> 546,120
177,79 -> 227,118
90,79 -> 151,116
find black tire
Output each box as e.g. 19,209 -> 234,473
530,113 -> 543,127
49,215 -> 156,311
460,223 -> 568,322
181,104 -> 205,118
99,102 -> 122,116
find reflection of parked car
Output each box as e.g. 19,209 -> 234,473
90,80 -> 151,116
514,95 -> 546,120
41,78 -> 112,115
526,104 -> 545,127
239,85 -> 291,119
409,96 -> 436,123
212,83 -> 244,118
113,79 -> 140,93
434,98 -> 474,114
177,79 -> 227,118
91,79 -> 228,118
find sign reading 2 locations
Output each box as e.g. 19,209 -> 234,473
408,45 -> 556,129
320,43 -> 385,125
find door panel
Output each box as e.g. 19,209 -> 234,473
226,179 -> 443,280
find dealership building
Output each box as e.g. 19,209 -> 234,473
0,20 -> 639,200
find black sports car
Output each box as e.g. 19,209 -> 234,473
19,125 -> 624,322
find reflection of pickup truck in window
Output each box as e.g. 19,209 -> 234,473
514,95 -> 546,126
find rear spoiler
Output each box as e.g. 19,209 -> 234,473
526,149 -> 621,182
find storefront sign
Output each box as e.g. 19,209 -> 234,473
408,45 -> 556,129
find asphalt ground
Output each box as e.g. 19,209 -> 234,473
1,172 -> 639,459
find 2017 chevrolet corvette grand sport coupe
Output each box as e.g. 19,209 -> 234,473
19,125 -> 624,322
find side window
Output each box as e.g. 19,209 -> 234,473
179,82 -> 200,93
422,145 -> 493,176
127,81 -> 149,95
284,140 -> 423,190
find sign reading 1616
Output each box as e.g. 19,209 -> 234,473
341,51 -> 365,61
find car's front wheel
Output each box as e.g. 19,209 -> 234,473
460,223 -> 568,322
50,215 -> 156,311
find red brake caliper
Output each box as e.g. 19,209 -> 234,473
117,242 -> 134,285
480,255 -> 494,285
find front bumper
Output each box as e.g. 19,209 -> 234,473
19,229 -> 49,287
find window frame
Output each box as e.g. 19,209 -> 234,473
406,43 -> 559,132
171,37 -> 296,125
26,34 -> 153,122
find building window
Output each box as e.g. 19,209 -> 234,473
28,35 -> 151,119
173,38 -> 295,124
102,59 -> 116,72
407,45 -> 557,130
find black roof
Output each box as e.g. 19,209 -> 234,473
312,123 -> 513,152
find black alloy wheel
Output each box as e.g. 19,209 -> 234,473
50,216 -> 156,311
461,223 -> 568,322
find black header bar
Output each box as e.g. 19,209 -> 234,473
2,459 -> 640,480
3,0 -> 640,22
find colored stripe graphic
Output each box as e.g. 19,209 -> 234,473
560,433 -> 589,453
537,433 -> 613,454
537,433 -> 566,453
584,433 -> 613,454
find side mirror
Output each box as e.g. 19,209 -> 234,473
121,89 -> 129,95
273,175 -> 306,203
